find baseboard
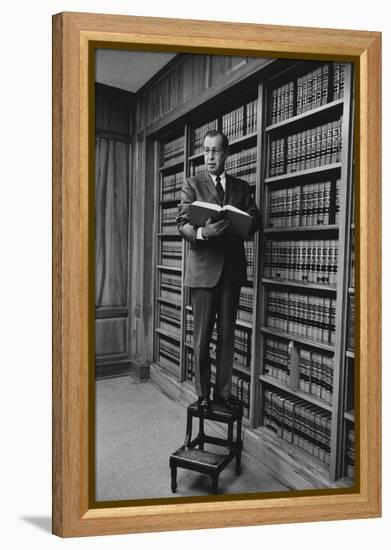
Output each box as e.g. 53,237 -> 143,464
95,360 -> 131,379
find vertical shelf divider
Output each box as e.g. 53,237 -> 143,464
152,138 -> 160,365
180,124 -> 190,382
329,64 -> 354,480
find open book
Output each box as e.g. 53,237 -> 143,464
189,201 -> 252,238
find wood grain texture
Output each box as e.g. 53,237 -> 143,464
95,317 -> 127,356
52,11 -> 381,537
52,11 -> 63,537
358,33 -> 382,515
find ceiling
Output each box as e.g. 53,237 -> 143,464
95,49 -> 177,93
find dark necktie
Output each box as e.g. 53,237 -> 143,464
215,175 -> 225,204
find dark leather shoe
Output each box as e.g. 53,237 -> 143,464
197,396 -> 211,414
213,395 -> 241,412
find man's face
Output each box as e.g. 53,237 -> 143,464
203,135 -> 228,176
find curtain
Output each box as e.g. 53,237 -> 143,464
95,138 -> 130,308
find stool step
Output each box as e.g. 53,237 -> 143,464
171,446 -> 227,470
188,401 -> 242,422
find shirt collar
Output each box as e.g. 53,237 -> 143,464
209,171 -> 226,188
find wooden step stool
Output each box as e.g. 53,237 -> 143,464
169,400 -> 243,494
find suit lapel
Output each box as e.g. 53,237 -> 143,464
201,171 -> 221,205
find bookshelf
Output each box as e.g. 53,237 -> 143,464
154,131 -> 186,380
257,61 -> 354,481
150,58 -> 354,483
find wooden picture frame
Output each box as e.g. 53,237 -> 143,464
52,11 -> 381,537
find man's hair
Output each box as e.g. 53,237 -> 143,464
204,130 -> 229,151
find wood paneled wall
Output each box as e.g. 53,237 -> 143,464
136,54 -> 264,131
96,83 -> 133,136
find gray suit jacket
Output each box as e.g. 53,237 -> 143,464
177,171 -> 261,287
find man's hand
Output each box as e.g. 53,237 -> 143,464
201,217 -> 231,238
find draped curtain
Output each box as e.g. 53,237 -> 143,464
95,138 -> 130,308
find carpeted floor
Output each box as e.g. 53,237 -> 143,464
95,375 -> 291,502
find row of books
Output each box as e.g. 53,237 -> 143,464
161,206 -> 179,233
267,180 -> 341,228
330,63 -> 346,103
221,99 -> 258,144
232,326 -> 252,369
191,119 -> 218,156
264,338 -> 334,404
266,290 -> 336,344
221,105 -> 244,141
158,303 -> 181,334
190,99 -> 258,157
246,98 -> 258,136
238,286 -> 254,323
190,151 -> 256,182
222,105 -> 246,143
298,348 -> 334,404
270,63 -> 345,125
160,272 -> 181,304
264,239 -> 339,286
297,65 -> 333,115
162,135 -> 185,166
268,118 -> 343,177
185,311 -> 252,371
161,241 -> 182,268
190,162 -> 206,177
263,388 -> 332,464
345,427 -> 355,479
270,81 -> 294,125
185,348 -> 250,418
264,337 -> 290,384
161,171 -> 184,200
244,240 -> 255,280
347,295 -> 355,351
225,147 -> 257,185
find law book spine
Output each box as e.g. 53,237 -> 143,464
321,64 -> 329,105
297,75 -> 303,115
291,133 -> 298,173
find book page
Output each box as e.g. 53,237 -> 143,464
191,201 -> 222,212
222,204 -> 250,216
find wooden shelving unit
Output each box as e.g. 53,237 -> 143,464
154,131 -> 186,380
150,58 -> 355,483
256,60 -> 355,481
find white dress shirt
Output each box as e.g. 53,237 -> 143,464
196,172 -> 226,240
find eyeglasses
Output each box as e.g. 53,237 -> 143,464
203,147 -> 225,155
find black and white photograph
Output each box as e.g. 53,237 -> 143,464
94,49 -> 356,503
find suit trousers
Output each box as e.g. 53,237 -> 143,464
190,268 -> 241,399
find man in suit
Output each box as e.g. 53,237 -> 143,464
177,130 -> 261,412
